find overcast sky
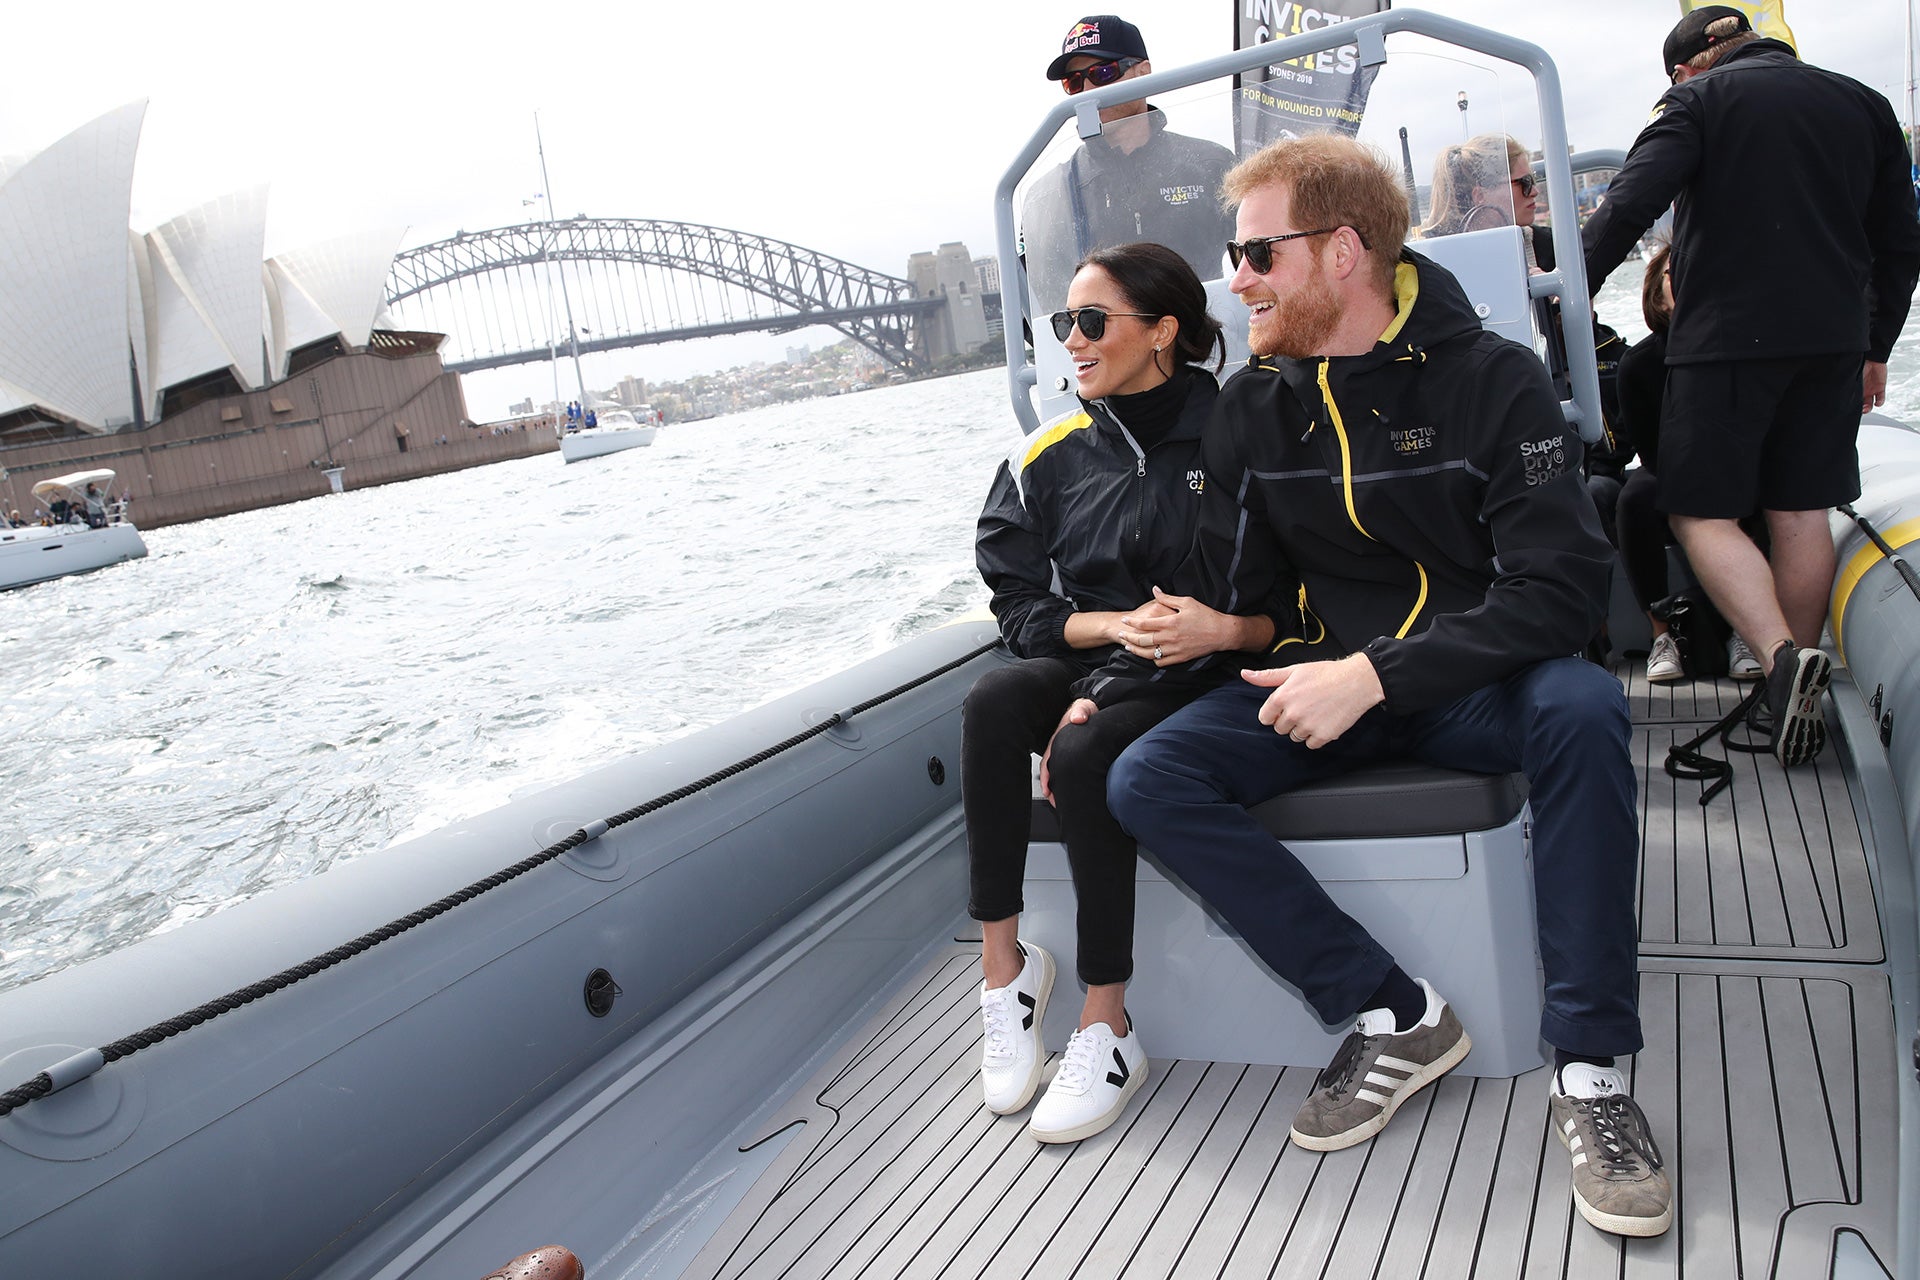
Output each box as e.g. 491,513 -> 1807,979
4,1 -> 1912,406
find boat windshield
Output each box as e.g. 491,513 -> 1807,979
1004,16 -> 1600,437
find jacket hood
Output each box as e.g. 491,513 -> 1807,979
1257,249 -> 1485,397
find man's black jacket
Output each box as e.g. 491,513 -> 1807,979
1583,38 -> 1920,364
1190,251 -> 1614,715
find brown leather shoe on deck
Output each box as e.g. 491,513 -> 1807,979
481,1246 -> 584,1280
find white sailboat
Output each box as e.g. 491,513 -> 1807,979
531,116 -> 658,465
0,468 -> 147,591
558,403 -> 660,461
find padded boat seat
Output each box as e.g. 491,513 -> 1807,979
1020,758 -> 1545,1078
1028,759 -> 1528,843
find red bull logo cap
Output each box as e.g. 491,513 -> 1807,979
1045,15 -> 1150,80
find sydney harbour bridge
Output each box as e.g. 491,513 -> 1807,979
384,218 -> 995,376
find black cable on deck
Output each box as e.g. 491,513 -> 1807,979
0,640 -> 999,1120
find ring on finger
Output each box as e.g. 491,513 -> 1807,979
1153,645 -> 1164,660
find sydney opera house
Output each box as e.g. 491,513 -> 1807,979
0,103 -> 540,528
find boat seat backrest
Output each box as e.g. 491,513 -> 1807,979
1407,225 -> 1536,351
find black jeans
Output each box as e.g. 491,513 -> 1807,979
1616,467 -> 1671,613
963,656 -> 1187,986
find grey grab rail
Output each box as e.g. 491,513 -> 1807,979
995,8 -> 1606,445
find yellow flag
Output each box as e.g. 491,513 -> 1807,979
1680,0 -> 1799,54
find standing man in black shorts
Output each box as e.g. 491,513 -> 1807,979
1584,5 -> 1920,765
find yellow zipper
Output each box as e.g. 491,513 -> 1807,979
1316,358 -> 1428,639
1273,583 -> 1328,650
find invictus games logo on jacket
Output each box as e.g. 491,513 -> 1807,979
1519,434 -> 1568,486
1187,468 -> 1206,493
1390,425 -> 1434,454
1162,184 -> 1208,206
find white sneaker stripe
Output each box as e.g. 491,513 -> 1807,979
1569,1135 -> 1582,1151
1363,1071 -> 1404,1089
1572,1152 -> 1587,1167
1373,1054 -> 1422,1073
1355,1088 -> 1391,1107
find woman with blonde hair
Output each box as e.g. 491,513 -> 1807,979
1418,133 -> 1548,271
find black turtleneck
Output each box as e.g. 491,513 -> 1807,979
1098,367 -> 1191,451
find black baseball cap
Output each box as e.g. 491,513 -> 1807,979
1662,5 -> 1752,75
1045,15 -> 1150,80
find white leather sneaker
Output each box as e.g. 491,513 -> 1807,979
1645,632 -> 1684,683
1028,1016 -> 1147,1143
1726,634 -> 1763,680
979,942 -> 1054,1114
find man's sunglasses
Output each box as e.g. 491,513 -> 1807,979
1225,227 -> 1361,274
1061,57 -> 1143,93
1512,172 -> 1539,197
1049,306 -> 1158,341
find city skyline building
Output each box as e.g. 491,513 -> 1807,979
906,241 -> 990,362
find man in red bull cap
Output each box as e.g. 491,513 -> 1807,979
1022,15 -> 1236,310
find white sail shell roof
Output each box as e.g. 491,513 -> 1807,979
146,186 -> 271,392
0,101 -> 147,429
269,227 -> 407,352
0,106 -> 411,432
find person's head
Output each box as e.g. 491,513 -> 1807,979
1056,241 -> 1224,398
1046,15 -> 1153,125
1221,134 -> 1409,357
1640,239 -> 1675,335
1663,6 -> 1761,84
1419,134 -> 1526,237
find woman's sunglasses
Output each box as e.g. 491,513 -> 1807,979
1061,57 -> 1143,94
1512,173 -> 1539,197
1049,306 -> 1157,341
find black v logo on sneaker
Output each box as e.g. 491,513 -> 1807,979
1106,1048 -> 1130,1088
1018,991 -> 1036,1030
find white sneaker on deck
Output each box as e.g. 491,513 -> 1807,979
980,942 -> 1054,1114
1645,632 -> 1684,683
1028,1016 -> 1147,1143
1726,634 -> 1763,680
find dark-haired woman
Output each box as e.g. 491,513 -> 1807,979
968,242 -> 1276,1144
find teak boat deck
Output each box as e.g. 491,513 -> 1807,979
675,669 -> 1899,1279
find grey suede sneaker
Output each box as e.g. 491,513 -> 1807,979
1289,979 -> 1471,1151
1550,1063 -> 1673,1237
1765,642 -> 1831,766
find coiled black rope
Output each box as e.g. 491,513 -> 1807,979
0,639 -> 999,1119
1664,681 -> 1769,805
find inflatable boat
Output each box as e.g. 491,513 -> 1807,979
1,13 -> 1913,1278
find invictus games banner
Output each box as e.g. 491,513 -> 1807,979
1235,1 -> 1389,149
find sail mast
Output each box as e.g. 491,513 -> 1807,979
534,114 -> 589,413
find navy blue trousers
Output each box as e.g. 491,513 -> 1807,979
1107,657 -> 1643,1057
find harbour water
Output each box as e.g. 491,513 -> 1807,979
0,369 -> 1013,990
5,272 -> 1919,992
